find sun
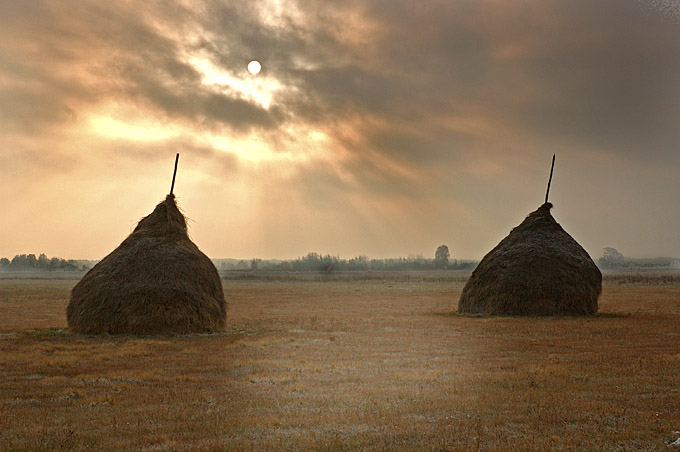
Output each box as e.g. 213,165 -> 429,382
247,60 -> 262,75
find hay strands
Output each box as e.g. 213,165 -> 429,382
169,153 -> 180,195
544,153 -> 555,204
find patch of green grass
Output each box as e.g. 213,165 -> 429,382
23,328 -> 70,337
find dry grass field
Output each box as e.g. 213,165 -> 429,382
1,271 -> 679,451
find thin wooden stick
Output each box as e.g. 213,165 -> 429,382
545,154 -> 555,204
169,153 -> 179,195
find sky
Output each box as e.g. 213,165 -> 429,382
1,0 -> 679,261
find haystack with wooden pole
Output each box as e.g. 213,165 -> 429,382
67,154 -> 226,334
458,155 -> 601,316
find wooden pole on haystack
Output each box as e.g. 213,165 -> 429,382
545,154 -> 555,204
169,153 -> 180,195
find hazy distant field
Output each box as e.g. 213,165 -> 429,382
1,271 -> 679,451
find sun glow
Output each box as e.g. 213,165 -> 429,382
188,56 -> 282,109
88,114 -> 178,142
84,99 -> 331,169
247,60 -> 262,74
207,126 -> 331,165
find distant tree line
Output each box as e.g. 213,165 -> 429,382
217,246 -> 476,273
598,247 -> 679,269
0,254 -> 91,272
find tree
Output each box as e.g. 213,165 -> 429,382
598,247 -> 627,268
434,245 -> 450,269
38,253 -> 49,270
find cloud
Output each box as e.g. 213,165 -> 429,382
0,1 -> 285,138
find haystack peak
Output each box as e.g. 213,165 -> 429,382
132,194 -> 187,236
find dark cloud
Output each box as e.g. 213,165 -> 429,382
0,0 -> 285,139
247,0 -> 680,170
3,0 -> 677,154
496,1 -> 680,160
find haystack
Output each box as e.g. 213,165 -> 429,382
67,194 -> 226,334
458,202 -> 601,316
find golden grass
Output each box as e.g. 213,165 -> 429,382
1,274 -> 679,451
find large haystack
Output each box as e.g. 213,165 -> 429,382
458,202 -> 601,316
67,194 -> 226,334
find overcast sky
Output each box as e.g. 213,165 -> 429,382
1,0 -> 679,260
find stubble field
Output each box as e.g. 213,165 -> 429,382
1,271 -> 679,451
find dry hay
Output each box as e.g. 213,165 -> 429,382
458,203 -> 601,316
67,195 -> 226,334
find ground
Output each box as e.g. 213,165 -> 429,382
1,271 -> 679,451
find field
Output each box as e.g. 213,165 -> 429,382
1,271 -> 679,451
